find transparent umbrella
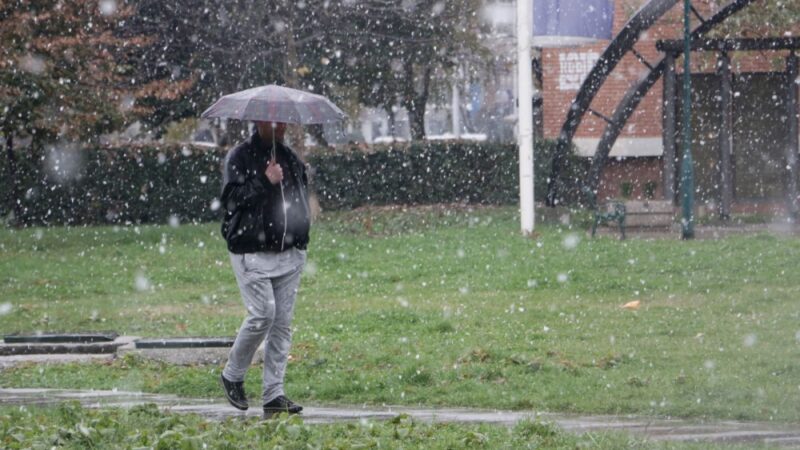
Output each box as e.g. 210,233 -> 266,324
200,84 -> 347,124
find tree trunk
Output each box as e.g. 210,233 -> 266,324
404,64 -> 432,141
387,108 -> 396,138
307,124 -> 329,147
408,102 -> 425,141
4,133 -> 22,226
220,120 -> 250,145
283,3 -> 306,155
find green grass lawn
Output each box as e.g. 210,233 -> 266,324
2,206 -> 800,427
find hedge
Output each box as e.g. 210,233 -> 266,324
0,140 -> 587,226
1,144 -> 224,226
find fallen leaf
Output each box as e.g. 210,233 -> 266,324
621,300 -> 641,310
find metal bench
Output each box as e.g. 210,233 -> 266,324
584,187 -> 626,240
623,200 -> 674,229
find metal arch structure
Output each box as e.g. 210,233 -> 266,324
545,0 -> 679,206
585,0 -> 756,197
545,0 -> 755,206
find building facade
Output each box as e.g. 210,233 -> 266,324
540,0 -> 800,216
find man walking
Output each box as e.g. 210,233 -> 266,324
219,121 -> 310,416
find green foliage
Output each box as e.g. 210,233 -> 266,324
711,1 -> 800,38
644,181 -> 658,200
163,118 -> 200,143
620,181 -> 634,199
0,144 -> 223,226
0,140 -> 588,225
312,139 -> 586,210
0,1 -> 196,225
124,0 -> 490,139
312,141 -> 520,209
128,0 -> 289,130
0,1 -> 189,141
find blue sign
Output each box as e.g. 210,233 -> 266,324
533,0 -> 615,47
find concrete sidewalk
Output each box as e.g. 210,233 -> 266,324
1,388 -> 798,447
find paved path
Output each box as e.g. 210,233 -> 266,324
1,388 -> 799,447
594,222 -> 800,240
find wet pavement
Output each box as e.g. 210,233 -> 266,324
0,354 -> 114,369
0,336 -> 258,367
1,388 -> 798,446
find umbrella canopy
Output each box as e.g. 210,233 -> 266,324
201,85 -> 347,124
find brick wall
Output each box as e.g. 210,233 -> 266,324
541,0 -> 685,141
597,157 -> 663,200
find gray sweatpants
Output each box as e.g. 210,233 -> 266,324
223,249 -> 306,404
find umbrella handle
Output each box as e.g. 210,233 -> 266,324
272,128 -> 287,251
271,123 -> 277,161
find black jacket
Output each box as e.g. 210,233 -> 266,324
220,132 -> 311,254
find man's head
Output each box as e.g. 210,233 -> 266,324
255,121 -> 287,143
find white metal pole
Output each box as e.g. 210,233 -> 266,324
452,82 -> 461,138
517,0 -> 535,235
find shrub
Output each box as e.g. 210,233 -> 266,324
311,139 -> 587,210
0,143 -> 223,226
0,139 -> 587,226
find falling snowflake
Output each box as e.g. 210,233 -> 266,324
134,273 -> 151,292
99,0 -> 117,16
562,233 -> 580,250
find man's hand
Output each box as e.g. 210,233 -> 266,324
265,158 -> 283,185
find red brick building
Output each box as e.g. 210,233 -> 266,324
540,0 -> 800,216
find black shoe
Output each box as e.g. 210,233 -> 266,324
262,395 -> 303,416
220,374 -> 248,411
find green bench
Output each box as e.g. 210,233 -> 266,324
584,187 -> 626,240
